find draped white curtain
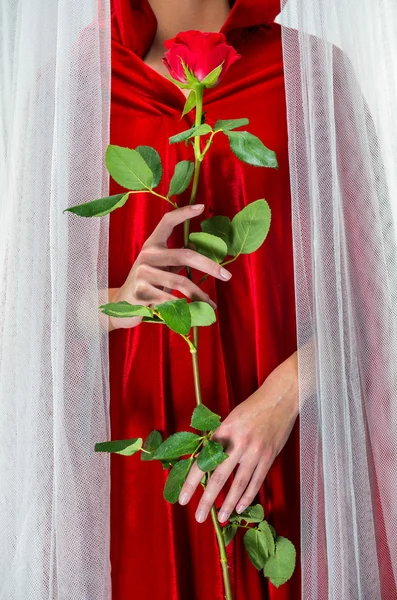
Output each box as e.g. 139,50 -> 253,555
0,1 -> 111,598
1,0 -> 397,598
278,0 -> 397,597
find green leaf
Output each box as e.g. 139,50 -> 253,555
190,124 -> 212,138
243,528 -> 269,570
168,161 -> 194,196
269,524 -> 277,539
222,524 -> 238,546
164,459 -> 192,503
258,521 -> 276,556
230,199 -> 271,256
197,440 -> 228,472
188,302 -> 216,327
200,215 -> 234,254
237,504 -> 265,524
64,192 -> 129,218
99,301 -> 153,319
142,315 -> 164,324
155,298 -> 191,335
226,131 -> 278,169
191,404 -> 221,431
164,74 -> 192,89
263,536 -> 296,588
214,118 -> 249,132
201,63 -> 223,87
189,232 -> 228,263
136,146 -> 162,188
105,145 -> 153,190
169,126 -> 199,144
153,432 -> 201,460
160,458 -> 179,470
180,59 -> 199,86
141,430 -> 163,461
170,124 -> 212,144
95,438 -> 142,456
170,125 -> 210,144
182,90 -> 196,117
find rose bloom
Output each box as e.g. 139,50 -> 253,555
163,30 -> 241,86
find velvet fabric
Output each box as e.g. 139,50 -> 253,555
108,1 -> 300,598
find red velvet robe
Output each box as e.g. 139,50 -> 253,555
108,1 -> 300,598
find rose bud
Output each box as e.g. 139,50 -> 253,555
163,30 -> 241,89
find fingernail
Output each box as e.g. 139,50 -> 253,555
179,493 -> 189,505
208,299 -> 217,310
218,511 -> 229,523
236,504 -> 246,514
191,204 -> 204,211
196,510 -> 206,523
220,268 -> 232,280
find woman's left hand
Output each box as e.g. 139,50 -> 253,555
178,351 -> 300,523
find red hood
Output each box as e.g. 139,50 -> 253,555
111,0 -> 282,57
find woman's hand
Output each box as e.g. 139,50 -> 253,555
178,351 -> 299,523
108,204 -> 232,331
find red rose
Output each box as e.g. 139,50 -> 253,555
163,30 -> 241,87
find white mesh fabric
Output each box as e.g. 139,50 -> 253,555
278,1 -> 397,597
0,1 -> 111,598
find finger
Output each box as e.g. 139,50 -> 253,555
142,248 -> 232,282
194,453 -> 240,523
235,457 -> 272,515
142,265 -> 217,309
217,457 -> 258,523
178,460 -> 208,507
164,264 -> 184,294
144,204 -> 205,248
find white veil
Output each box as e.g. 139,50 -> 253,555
1,0 -> 396,598
0,1 -> 111,598
277,0 -> 397,597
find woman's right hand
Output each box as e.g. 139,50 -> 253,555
108,204 -> 232,332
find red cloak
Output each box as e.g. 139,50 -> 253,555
108,1 -> 300,597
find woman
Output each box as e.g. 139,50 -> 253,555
108,0 -> 300,598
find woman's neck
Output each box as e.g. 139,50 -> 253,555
147,0 -> 231,47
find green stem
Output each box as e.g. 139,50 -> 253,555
183,84 -> 204,248
210,506 -> 233,600
199,130 -> 221,161
128,189 -> 178,209
183,84 -> 205,411
190,347 -> 203,406
181,84 -> 233,600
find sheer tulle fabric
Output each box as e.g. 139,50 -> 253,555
0,2 -> 111,598
278,1 -> 397,597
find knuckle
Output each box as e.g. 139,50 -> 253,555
235,433 -> 249,450
138,247 -> 154,263
236,477 -> 249,490
182,248 -> 195,262
181,481 -> 195,494
210,472 -> 226,487
262,446 -> 275,462
134,280 -> 149,299
250,443 -> 264,457
161,211 -> 173,225
173,273 -> 187,288
135,263 -> 151,279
